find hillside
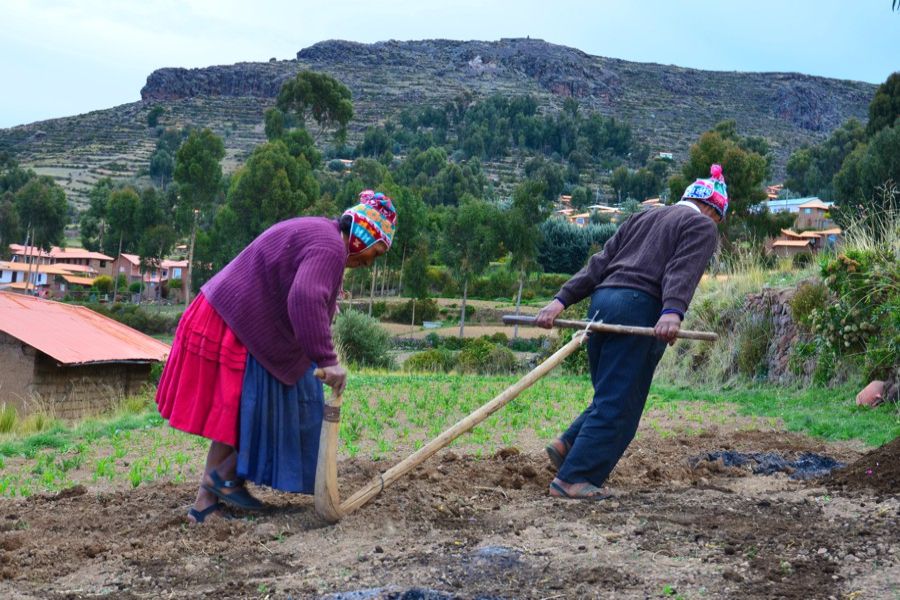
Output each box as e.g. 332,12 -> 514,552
0,38 -> 875,209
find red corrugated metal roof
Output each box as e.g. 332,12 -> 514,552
0,292 -> 170,365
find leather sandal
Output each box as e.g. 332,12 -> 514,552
549,479 -> 612,501
187,502 -> 228,524
545,438 -> 571,470
203,471 -> 266,511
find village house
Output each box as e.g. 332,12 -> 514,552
770,227 -> 843,258
110,253 -> 142,286
0,261 -> 97,298
765,196 -> 833,216
794,198 -> 833,230
0,292 -> 169,418
8,245 -> 114,275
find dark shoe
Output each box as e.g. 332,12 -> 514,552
188,502 -> 227,524
549,479 -> 612,501
203,471 -> 266,511
545,438 -> 571,470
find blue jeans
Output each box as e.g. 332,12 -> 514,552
557,287 -> 667,486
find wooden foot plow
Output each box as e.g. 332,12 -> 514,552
313,315 -> 716,522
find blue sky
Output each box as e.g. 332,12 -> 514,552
0,0 -> 896,128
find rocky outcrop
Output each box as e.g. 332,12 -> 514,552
141,39 -> 873,132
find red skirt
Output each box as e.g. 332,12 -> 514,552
156,293 -> 248,447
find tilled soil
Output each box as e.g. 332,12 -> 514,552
1,430 -> 897,599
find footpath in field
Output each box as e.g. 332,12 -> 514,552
1,424 -> 898,599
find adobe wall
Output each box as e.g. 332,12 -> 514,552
0,332 -> 36,412
32,353 -> 152,419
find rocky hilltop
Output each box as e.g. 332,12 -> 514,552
1,38 -> 876,208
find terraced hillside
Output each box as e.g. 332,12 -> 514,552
0,38 -> 876,209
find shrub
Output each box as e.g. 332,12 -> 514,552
333,309 -> 394,369
508,336 -> 546,352
792,252 -> 812,268
404,348 -> 456,373
128,282 -> 142,294
92,275 -> 114,294
168,278 -> 183,290
87,303 -> 181,335
0,403 -> 17,434
811,248 -> 898,379
789,281 -> 829,330
384,298 -> 439,325
370,301 -> 388,319
457,339 -> 518,374
485,332 -> 509,345
736,315 -> 772,379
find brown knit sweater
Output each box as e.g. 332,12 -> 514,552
555,204 -> 718,315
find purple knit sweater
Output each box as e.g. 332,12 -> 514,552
202,217 -> 347,385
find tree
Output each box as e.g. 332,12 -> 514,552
439,197 -> 502,336
506,180 -> 551,336
832,123 -> 900,229
570,186 -> 591,209
106,187 -> 141,256
276,71 -> 354,144
610,166 -> 630,204
0,192 -> 19,248
79,177 -> 115,251
402,238 -> 430,330
15,177 -> 67,249
15,177 -> 67,292
219,140 -> 319,255
174,128 -> 225,304
149,149 -> 174,188
667,121 -> 768,236
139,224 -> 177,302
536,218 -> 617,274
264,107 -> 285,140
174,128 -> 225,214
785,119 -> 866,199
147,106 -> 165,128
866,72 -> 900,137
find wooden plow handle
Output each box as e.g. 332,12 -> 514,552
502,315 -> 718,342
312,330 -> 588,523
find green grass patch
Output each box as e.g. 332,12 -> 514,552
652,383 -> 899,447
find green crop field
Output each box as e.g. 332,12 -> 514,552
0,373 -> 896,498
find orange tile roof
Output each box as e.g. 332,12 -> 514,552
797,199 -> 831,210
817,228 -> 843,235
50,247 -> 114,261
161,259 -> 188,269
780,229 -> 803,238
120,254 -> 141,266
798,231 -> 823,238
0,292 -> 169,365
62,275 -> 96,286
8,244 -> 52,258
772,240 -> 812,247
10,245 -> 113,261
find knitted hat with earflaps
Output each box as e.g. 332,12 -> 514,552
681,164 -> 729,220
343,190 -> 398,255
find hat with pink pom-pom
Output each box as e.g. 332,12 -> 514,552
342,189 -> 397,255
681,164 -> 729,220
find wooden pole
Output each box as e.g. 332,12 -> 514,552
501,315 -> 718,342
312,330 -> 588,523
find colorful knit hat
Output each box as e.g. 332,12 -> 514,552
343,190 -> 397,255
681,164 -> 729,220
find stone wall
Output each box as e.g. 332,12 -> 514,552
31,353 -> 152,419
743,286 -> 815,384
0,332 -> 36,412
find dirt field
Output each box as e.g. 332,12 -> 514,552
1,429 -> 897,599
